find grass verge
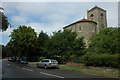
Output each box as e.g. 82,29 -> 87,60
59,65 -> 118,78
28,62 -> 37,65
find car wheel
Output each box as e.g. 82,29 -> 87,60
44,65 -> 47,69
36,63 -> 39,68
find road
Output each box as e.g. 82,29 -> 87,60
0,59 -> 2,79
2,60 -> 118,80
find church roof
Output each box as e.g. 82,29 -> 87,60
63,18 -> 97,29
88,6 -> 106,12
76,18 -> 96,23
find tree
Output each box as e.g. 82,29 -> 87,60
9,25 -> 37,61
88,27 -> 120,54
5,40 -> 17,57
47,29 -> 85,63
0,45 -> 2,58
37,31 -> 50,57
73,37 -> 85,57
0,12 -> 9,31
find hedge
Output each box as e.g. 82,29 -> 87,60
83,53 -> 119,68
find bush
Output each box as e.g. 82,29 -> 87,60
74,57 -> 85,64
38,57 -> 46,61
83,53 -> 119,68
27,56 -> 39,62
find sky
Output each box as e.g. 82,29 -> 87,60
0,0 -> 119,45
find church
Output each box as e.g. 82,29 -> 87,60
63,6 -> 107,46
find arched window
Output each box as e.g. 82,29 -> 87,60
90,14 -> 94,17
101,13 -> 103,16
79,26 -> 82,31
101,13 -> 103,19
90,14 -> 94,20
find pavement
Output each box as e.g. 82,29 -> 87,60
67,65 -> 119,72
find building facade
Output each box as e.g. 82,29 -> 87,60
63,6 -> 107,47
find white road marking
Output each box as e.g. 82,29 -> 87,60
40,72 -> 64,78
26,69 -> 33,71
22,68 -> 33,71
22,68 -> 25,69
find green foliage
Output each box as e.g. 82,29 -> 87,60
89,27 -> 120,54
1,12 -> 9,31
1,45 -> 6,58
38,57 -> 46,61
47,30 -> 85,63
47,30 -> 77,63
73,37 -> 85,56
83,53 -> 119,68
5,28 -> 85,62
74,57 -> 85,64
84,27 -> 120,68
6,25 -> 38,61
37,31 -> 50,57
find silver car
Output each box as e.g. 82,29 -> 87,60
36,59 -> 58,69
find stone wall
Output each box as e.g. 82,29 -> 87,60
87,7 -> 107,33
65,21 -> 97,47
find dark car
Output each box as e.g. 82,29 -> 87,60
18,58 -> 28,64
11,57 -> 17,62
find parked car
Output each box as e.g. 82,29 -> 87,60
11,56 -> 17,62
36,59 -> 58,69
18,58 -> 28,64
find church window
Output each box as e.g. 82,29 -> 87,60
101,13 -> 103,16
101,13 -> 103,19
79,26 -> 82,31
90,14 -> 94,17
90,14 -> 94,20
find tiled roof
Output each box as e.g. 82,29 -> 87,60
63,18 -> 97,29
75,18 -> 96,23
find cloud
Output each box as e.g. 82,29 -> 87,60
11,16 -> 28,24
25,22 -> 64,35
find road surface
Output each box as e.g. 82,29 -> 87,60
2,60 -> 118,80
0,59 -> 2,79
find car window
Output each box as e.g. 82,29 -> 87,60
41,60 -> 49,62
51,60 -> 57,62
41,60 -> 44,62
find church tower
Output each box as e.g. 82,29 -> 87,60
87,6 -> 107,33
